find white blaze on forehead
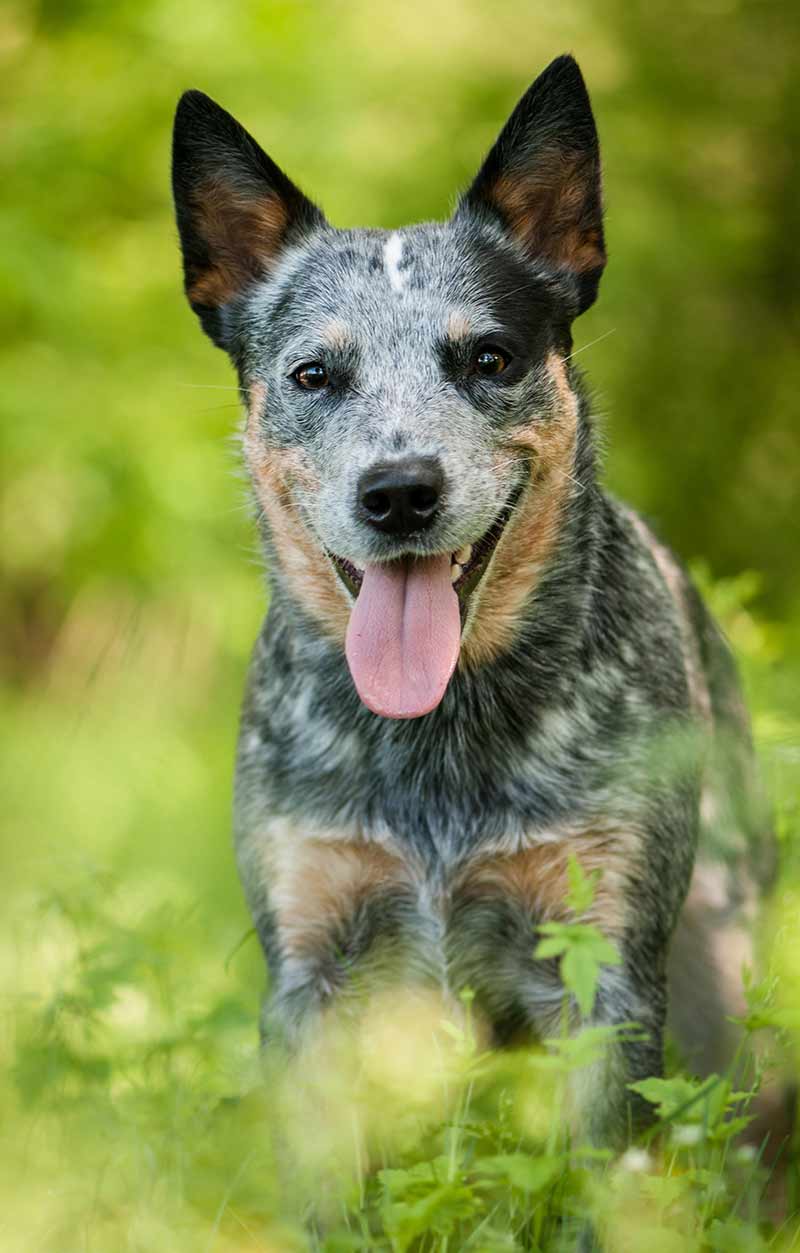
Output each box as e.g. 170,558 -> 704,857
383,232 -> 406,293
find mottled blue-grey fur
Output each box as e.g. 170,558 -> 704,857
171,55 -> 773,1151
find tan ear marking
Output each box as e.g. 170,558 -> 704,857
491,154 -> 604,277
186,181 -> 289,306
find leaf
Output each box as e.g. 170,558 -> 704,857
576,928 -> 621,967
707,1115 -> 753,1143
566,854 -> 601,914
534,935 -> 568,960
384,1184 -> 481,1252
544,1023 -> 641,1071
628,1075 -> 708,1121
562,944 -> 600,1018
475,1153 -> 561,1194
640,1172 -> 692,1210
706,1218 -> 767,1251
379,1160 -> 439,1200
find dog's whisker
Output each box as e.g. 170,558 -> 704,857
492,453 -> 537,473
546,464 -> 587,495
567,328 -> 616,360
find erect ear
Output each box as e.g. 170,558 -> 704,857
172,90 -> 326,348
455,55 -> 605,315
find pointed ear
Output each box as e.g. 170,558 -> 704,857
455,55 -> 605,315
172,90 -> 326,347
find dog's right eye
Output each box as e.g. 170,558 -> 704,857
293,362 -> 329,391
474,347 -> 509,377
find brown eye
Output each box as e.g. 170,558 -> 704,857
474,347 -> 509,377
293,362 -> 329,391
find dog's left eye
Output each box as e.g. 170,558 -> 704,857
474,347 -> 509,377
293,362 -> 329,391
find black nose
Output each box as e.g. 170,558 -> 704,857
358,457 -> 444,536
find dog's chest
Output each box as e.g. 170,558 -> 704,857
262,808 -> 633,1034
247,687 -> 611,861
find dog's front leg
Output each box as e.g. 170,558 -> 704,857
566,961 -> 667,1148
449,837 -> 670,1144
236,815 -> 420,1049
556,963 -> 667,1253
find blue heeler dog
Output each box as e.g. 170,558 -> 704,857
172,56 -> 778,1148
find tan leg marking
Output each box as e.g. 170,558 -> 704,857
453,826 -> 636,939
269,836 -> 413,960
462,353 -> 580,668
244,383 -> 350,642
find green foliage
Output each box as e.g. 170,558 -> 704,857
3,826 -> 797,1250
534,856 -> 621,1018
380,1159 -> 484,1251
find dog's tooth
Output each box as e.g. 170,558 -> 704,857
455,544 -> 472,566
450,563 -> 463,584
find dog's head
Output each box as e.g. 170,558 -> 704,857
172,55 -> 605,720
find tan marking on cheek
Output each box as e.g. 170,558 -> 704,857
454,828 -> 634,939
244,386 -> 350,642
446,310 -> 472,341
271,838 -> 413,958
247,380 -> 268,423
187,182 -> 290,307
461,353 -> 579,668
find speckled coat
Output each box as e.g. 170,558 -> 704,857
172,55 -> 771,1146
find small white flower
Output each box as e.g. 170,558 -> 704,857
618,1147 -> 652,1173
671,1123 -> 703,1146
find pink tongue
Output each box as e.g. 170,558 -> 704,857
345,554 -> 461,719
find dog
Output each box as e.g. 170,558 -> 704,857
171,55 -> 775,1151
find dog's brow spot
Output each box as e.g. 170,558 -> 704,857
447,310 -> 472,341
320,319 -> 351,350
383,232 -> 406,293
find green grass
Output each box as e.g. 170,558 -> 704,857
2,840 -> 797,1251
2,575 -> 799,1251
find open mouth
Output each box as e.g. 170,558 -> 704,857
328,482 -> 522,607
327,484 -> 523,722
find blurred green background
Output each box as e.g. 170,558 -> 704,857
1,0 -> 799,1246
